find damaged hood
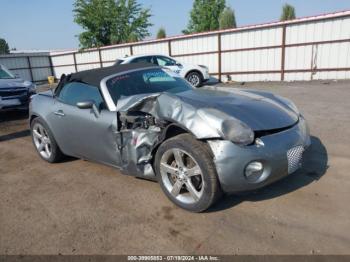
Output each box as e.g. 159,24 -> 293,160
0,78 -> 23,88
174,89 -> 299,131
116,88 -> 299,139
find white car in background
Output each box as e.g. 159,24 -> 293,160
115,54 -> 210,87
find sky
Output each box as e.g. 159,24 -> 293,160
0,0 -> 349,51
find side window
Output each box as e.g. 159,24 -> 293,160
130,56 -> 153,64
156,56 -> 176,66
58,82 -> 105,109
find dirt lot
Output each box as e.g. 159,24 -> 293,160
0,80 -> 349,255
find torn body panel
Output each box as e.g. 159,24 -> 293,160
116,126 -> 161,179
116,92 -> 230,140
114,92 -> 225,179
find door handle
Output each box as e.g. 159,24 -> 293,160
54,110 -> 65,117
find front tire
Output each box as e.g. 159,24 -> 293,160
31,117 -> 64,163
155,134 -> 222,212
186,71 -> 203,87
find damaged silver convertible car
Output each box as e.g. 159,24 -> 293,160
29,64 -> 311,212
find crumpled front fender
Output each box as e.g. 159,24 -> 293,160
116,93 -> 236,140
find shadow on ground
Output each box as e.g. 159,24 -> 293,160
208,136 -> 328,212
204,76 -> 220,86
0,129 -> 30,142
0,110 -> 28,123
0,110 -> 30,142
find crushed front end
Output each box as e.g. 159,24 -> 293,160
207,116 -> 311,193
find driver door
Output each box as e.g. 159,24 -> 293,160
49,82 -> 121,167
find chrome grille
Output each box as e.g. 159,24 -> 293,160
287,145 -> 304,174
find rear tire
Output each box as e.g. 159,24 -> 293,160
31,117 -> 64,163
155,134 -> 222,212
186,71 -> 203,87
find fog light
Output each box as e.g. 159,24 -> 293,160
245,161 -> 264,182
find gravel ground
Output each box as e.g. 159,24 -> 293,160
0,80 -> 349,255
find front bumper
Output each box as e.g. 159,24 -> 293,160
0,92 -> 33,110
207,116 -> 311,193
203,69 -> 210,80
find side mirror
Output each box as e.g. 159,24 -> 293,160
76,100 -> 100,118
176,62 -> 183,67
15,74 -> 20,78
76,100 -> 94,109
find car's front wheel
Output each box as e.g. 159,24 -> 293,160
186,71 -> 203,87
31,117 -> 64,163
155,134 -> 222,212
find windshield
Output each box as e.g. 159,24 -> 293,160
156,56 -> 176,66
0,65 -> 15,79
114,59 -> 124,65
106,68 -> 192,103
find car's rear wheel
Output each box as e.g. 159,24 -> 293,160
31,118 -> 63,163
155,134 -> 222,212
186,71 -> 203,87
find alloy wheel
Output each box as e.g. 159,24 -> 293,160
160,148 -> 204,204
188,74 -> 200,86
32,123 -> 52,159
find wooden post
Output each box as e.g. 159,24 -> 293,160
281,25 -> 287,81
218,33 -> 222,82
168,40 -> 172,56
130,45 -> 133,56
48,55 -> 55,79
98,48 -> 103,68
27,56 -> 34,82
73,53 -> 78,72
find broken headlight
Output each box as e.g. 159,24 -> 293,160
221,119 -> 254,146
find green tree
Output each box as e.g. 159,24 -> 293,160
219,7 -> 236,29
183,0 -> 226,34
127,32 -> 139,43
73,0 -> 152,48
280,3 -> 296,21
156,27 -> 166,39
0,38 -> 10,54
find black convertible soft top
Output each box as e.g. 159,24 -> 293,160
55,63 -> 158,94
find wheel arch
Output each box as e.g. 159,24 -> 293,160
185,69 -> 204,80
29,114 -> 64,155
150,122 -> 216,167
29,114 -> 39,125
151,123 -> 193,162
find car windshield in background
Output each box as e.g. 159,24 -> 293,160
114,59 -> 124,65
106,68 -> 193,103
0,66 -> 15,79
